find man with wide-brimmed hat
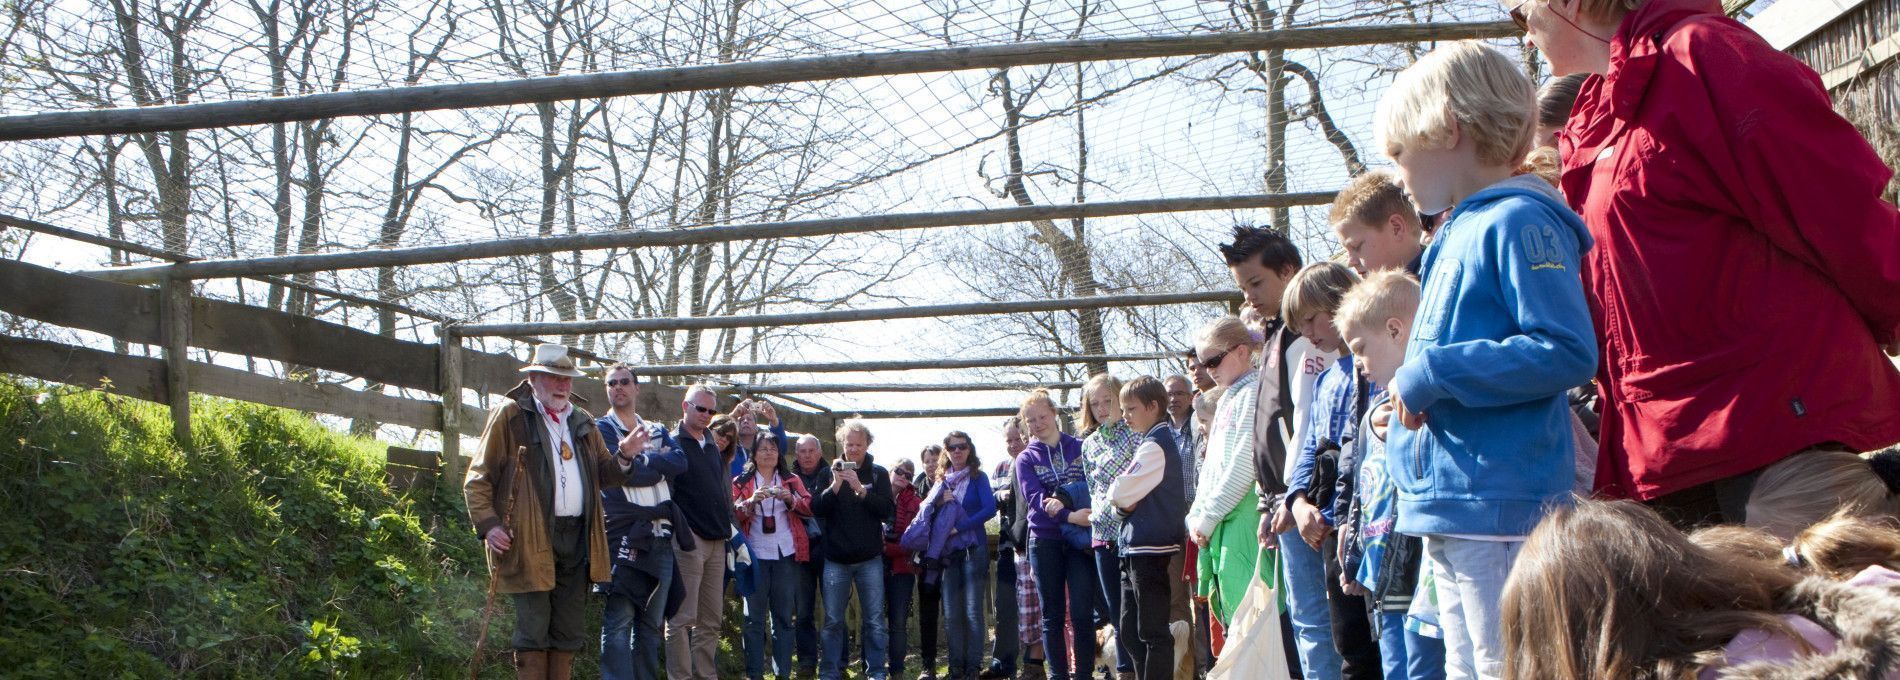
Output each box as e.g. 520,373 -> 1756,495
466,344 -> 636,679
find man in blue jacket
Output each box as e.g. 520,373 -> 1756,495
595,363 -> 688,680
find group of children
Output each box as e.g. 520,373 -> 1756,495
1173,39 -> 1900,680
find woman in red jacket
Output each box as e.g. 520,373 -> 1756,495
1516,0 -> 1900,526
734,434 -> 815,680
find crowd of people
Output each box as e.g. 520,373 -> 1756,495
462,0 -> 1900,678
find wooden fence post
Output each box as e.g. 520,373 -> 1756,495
438,325 -> 465,483
159,276 -> 193,448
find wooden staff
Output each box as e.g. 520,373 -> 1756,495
469,445 -> 527,680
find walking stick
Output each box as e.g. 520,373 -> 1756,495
470,445 -> 527,680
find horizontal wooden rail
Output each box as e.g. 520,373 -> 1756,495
453,291 -> 1240,337
743,380 -> 1084,394
629,352 -> 1176,376
80,193 -> 1336,284
0,22 -> 1517,142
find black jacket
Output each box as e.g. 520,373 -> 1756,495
811,453 -> 895,564
671,423 -> 734,542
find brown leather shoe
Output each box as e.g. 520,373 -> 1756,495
514,650 -> 548,680
546,650 -> 574,680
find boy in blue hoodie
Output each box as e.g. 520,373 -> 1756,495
1373,42 -> 1598,680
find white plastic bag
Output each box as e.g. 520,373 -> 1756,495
1206,575 -> 1293,680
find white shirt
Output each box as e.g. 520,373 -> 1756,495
747,471 -> 796,560
1282,336 -> 1338,484
537,398 -> 586,518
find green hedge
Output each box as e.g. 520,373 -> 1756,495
0,378 -> 494,678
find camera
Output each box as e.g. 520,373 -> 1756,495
834,460 -> 859,471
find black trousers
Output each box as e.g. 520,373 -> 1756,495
1320,533 -> 1381,680
512,516 -> 588,651
1119,553 -> 1176,680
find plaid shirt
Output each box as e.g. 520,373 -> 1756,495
1083,420 -> 1144,544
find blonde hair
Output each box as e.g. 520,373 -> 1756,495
1520,146 -> 1563,188
1019,388 -> 1061,423
1076,373 -> 1126,432
1281,262 -> 1361,326
1194,316 -> 1262,360
1330,170 -> 1420,233
1745,448 -> 1900,541
1573,0 -> 1641,22
1688,525 -> 1792,575
1333,270 -> 1421,338
835,418 -> 874,446
1790,513 -> 1900,580
1375,41 -> 1536,168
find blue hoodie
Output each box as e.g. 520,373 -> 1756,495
1388,174 -> 1598,537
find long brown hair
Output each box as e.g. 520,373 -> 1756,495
1790,513 -> 1900,580
1501,500 -> 1805,680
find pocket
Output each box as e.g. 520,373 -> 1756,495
1413,259 -> 1463,344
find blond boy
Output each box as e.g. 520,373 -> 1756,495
1373,41 -> 1597,680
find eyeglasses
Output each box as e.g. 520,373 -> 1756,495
1199,346 -> 1236,371
606,378 -> 634,387
947,443 -> 972,452
688,404 -> 717,415
1508,0 -> 1532,31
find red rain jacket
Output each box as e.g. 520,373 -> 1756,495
1560,0 -> 1900,500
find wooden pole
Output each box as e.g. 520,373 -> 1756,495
451,291 -> 1240,337
849,407 -> 1030,419
438,326 -> 465,481
159,277 -> 193,448
0,22 -> 1517,142
81,192 -> 1336,284
632,352 -> 1174,377
744,380 -> 1084,394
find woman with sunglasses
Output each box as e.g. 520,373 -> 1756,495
1511,0 -> 1900,528
733,433 -> 815,680
930,431 -> 997,680
1184,316 -> 1269,629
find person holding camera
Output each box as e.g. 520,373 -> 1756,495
814,419 -> 897,680
733,432 -> 815,680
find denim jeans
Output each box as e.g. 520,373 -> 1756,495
599,547 -> 675,680
883,569 -> 915,678
942,542 -> 990,677
796,556 -> 825,672
987,545 -> 1021,673
745,557 -> 801,679
1279,527 -> 1341,680
823,557 -> 889,680
1028,538 -> 1097,680
1403,619 -> 1446,680
1424,537 -> 1522,680
1374,610 -> 1408,680
1092,545 -> 1133,673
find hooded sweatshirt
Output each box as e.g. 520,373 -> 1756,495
1388,174 -> 1599,537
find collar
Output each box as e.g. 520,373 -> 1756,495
1145,422 -> 1173,438
536,398 -> 573,426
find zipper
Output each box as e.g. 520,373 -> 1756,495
1411,433 -> 1426,481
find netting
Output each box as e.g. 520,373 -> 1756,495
0,0 -> 1526,418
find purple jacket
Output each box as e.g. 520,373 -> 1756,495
1014,433 -> 1085,541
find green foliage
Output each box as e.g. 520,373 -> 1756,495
0,378 -> 499,677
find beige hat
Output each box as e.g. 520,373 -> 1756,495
521,343 -> 585,378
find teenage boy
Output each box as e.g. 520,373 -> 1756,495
1279,262 -> 1381,680
1334,271 -> 1444,680
1331,170 -> 1426,276
1220,226 -> 1333,680
1374,41 -> 1598,679
1102,376 -> 1188,680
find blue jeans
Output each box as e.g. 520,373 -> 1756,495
1029,538 -> 1097,680
988,545 -> 1021,672
1424,537 -> 1521,680
1404,622 -> 1446,680
599,548 -> 674,680
883,569 -> 915,678
796,555 -> 824,672
1280,528 -> 1342,680
942,543 -> 990,677
1092,545 -> 1132,672
1376,610 -> 1408,680
745,557 -> 800,679
823,557 -> 888,680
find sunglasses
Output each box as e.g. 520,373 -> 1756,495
947,442 -> 972,452
688,404 -> 717,415
606,378 -> 634,387
1199,346 -> 1237,371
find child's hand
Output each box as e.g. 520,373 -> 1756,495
1292,497 -> 1327,550
1190,528 -> 1209,547
1066,509 -> 1092,527
1341,575 -> 1369,597
1269,504 -> 1294,535
1041,497 -> 1066,517
1258,514 -> 1278,547
1371,401 -> 1394,440
1393,391 -> 1427,430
